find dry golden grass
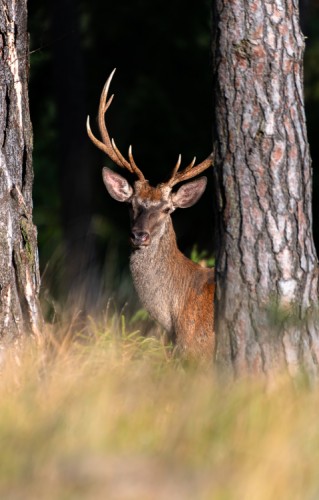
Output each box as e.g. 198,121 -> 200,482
0,317 -> 319,499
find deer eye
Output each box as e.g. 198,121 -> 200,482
163,207 -> 170,214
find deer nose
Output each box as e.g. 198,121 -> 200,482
130,230 -> 150,247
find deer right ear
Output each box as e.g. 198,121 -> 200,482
172,176 -> 207,209
102,167 -> 133,202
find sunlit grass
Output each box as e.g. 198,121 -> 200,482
0,317 -> 319,499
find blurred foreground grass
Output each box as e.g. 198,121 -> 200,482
0,317 -> 319,500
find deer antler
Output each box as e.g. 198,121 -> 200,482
166,152 -> 214,187
86,69 -> 145,181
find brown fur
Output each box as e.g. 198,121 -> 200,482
130,219 -> 215,361
174,255 -> 215,360
135,181 -> 165,202
101,170 -> 215,361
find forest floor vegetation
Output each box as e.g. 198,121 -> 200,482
0,313 -> 319,499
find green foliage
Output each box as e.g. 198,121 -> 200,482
130,307 -> 150,324
190,244 -> 215,268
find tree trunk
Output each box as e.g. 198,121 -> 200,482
0,0 -> 43,345
212,0 -> 319,382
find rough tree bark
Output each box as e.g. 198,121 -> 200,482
0,0 -> 43,345
212,0 -> 319,382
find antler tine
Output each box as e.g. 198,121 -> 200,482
111,139 -> 133,173
167,153 -> 214,187
170,154 -> 182,178
86,116 -> 109,155
128,146 -> 145,181
184,156 -> 196,172
97,70 -> 119,151
87,69 -> 144,177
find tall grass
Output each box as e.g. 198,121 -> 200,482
0,316 -> 319,499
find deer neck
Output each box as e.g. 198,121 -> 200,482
129,218 -> 183,333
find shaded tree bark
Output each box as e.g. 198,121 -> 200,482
212,0 -> 319,382
0,0 -> 43,344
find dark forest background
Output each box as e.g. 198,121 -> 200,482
29,0 -> 319,314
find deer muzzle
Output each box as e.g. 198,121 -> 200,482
130,230 -> 151,248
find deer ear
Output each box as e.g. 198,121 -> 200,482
102,167 -> 133,202
172,177 -> 207,208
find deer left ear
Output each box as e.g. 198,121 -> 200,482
102,167 -> 133,202
172,177 -> 207,208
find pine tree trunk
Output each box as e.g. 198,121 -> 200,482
212,0 -> 319,382
0,0 -> 43,345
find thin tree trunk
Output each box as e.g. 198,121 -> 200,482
0,0 -> 43,344
212,0 -> 319,382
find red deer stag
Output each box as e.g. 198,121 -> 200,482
87,69 -> 215,360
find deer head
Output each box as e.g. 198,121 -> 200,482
87,69 -> 213,248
